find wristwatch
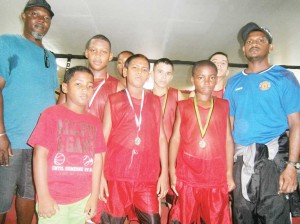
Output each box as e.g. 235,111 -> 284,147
286,160 -> 300,170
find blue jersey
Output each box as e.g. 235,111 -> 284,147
0,34 -> 59,149
224,65 -> 300,145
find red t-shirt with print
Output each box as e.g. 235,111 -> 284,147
28,104 -> 106,204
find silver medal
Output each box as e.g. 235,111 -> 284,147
135,137 -> 141,145
199,139 -> 206,148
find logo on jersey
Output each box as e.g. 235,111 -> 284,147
259,81 -> 271,91
54,153 -> 66,165
235,87 -> 243,91
83,155 -> 94,166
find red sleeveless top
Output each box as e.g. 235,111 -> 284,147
104,90 -> 162,182
176,97 -> 229,187
87,75 -> 119,121
158,88 -> 178,142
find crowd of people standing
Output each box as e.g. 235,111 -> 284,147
1,0 -> 300,224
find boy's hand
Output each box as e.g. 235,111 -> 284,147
84,195 -> 98,220
99,176 -> 109,203
0,135 -> 13,166
169,167 -> 178,196
38,195 -> 59,218
157,173 -> 169,200
227,176 -> 236,192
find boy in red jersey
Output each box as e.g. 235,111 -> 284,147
152,58 -> 185,142
58,34 -> 124,122
117,50 -> 134,87
29,66 -> 106,224
169,60 -> 235,224
209,52 -> 229,98
100,54 -> 169,223
152,58 -> 185,214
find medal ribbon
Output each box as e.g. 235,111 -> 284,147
125,89 -> 145,132
88,73 -> 109,108
161,88 -> 169,116
193,97 -> 214,138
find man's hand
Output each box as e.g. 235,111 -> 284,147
0,134 -> 12,166
279,164 -> 298,194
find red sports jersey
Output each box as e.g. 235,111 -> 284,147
176,97 -> 229,187
87,75 -> 119,121
159,87 -> 178,142
104,90 -> 162,182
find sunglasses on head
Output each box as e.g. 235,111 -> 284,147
44,49 -> 50,68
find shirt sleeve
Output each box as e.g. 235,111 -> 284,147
28,110 -> 55,151
224,79 -> 236,117
0,35 -> 10,81
280,70 -> 300,115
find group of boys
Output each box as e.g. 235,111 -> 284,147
1,0 -> 300,224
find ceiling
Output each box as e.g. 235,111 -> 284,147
1,0 -> 300,90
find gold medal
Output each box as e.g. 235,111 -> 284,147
135,137 -> 141,145
193,97 -> 214,149
162,88 -> 169,116
199,139 -> 206,148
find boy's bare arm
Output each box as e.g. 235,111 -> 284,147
85,153 -> 103,219
157,119 -> 169,199
169,108 -> 181,195
226,115 -> 235,192
229,116 -> 234,132
33,145 -> 58,218
99,102 -> 112,202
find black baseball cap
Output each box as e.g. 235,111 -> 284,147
24,0 -> 54,18
240,22 -> 272,44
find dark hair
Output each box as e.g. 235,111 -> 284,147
208,52 -> 228,61
192,60 -> 218,76
63,66 -> 93,83
124,54 -> 150,69
85,34 -> 111,50
153,58 -> 174,70
117,51 -> 134,60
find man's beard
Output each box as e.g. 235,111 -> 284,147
32,32 -> 44,40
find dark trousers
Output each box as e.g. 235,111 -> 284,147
233,151 -> 290,224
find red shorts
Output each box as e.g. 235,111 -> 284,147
103,180 -> 159,218
169,180 -> 231,224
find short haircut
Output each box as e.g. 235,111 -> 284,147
208,52 -> 229,61
192,60 -> 218,76
117,51 -> 134,60
153,58 -> 174,70
85,34 -> 111,50
63,66 -> 93,83
124,54 -> 150,69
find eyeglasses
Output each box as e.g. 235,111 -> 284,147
44,49 -> 50,68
